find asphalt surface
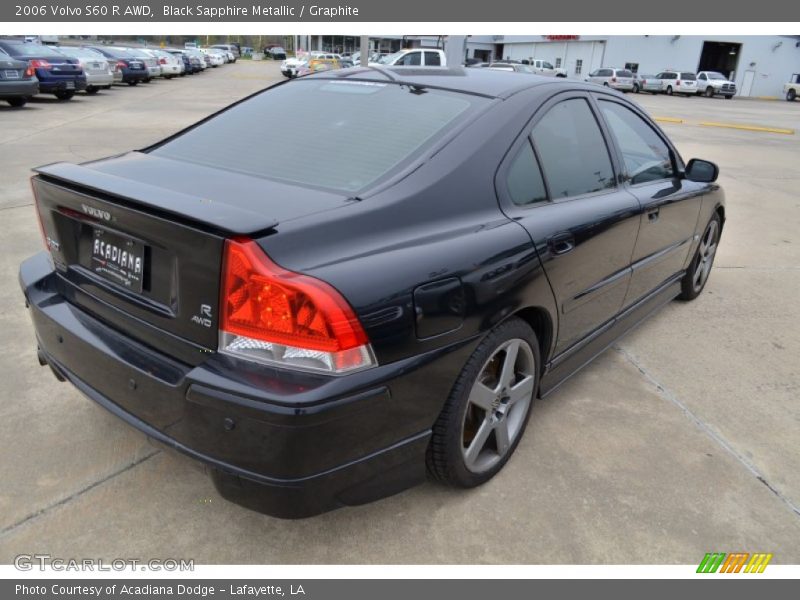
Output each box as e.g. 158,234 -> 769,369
1,62 -> 799,564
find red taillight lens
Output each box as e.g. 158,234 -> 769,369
24,66 -> 34,78
159,57 -> 167,64
611,76 -> 617,83
219,238 -> 375,374
676,80 -> 681,86
116,61 -> 126,71
29,59 -> 52,70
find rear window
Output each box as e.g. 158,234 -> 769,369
681,72 -> 696,80
151,79 -> 483,193
617,70 -> 633,78
1,42 -> 64,58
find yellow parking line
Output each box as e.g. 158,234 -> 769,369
654,116 -> 684,123
699,121 -> 795,135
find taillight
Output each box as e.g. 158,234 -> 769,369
116,61 -> 126,71
611,76 -> 617,83
676,80 -> 681,86
29,59 -> 52,70
24,66 -> 34,78
159,57 -> 167,64
219,238 -> 376,374
30,178 -> 49,252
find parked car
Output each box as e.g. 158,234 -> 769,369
281,52 -> 339,78
696,71 -> 736,99
528,59 -> 567,77
632,73 -> 662,94
54,46 -> 114,94
200,48 -> 226,67
166,49 -> 196,75
183,49 -> 208,71
656,70 -> 698,96
266,46 -> 287,60
0,48 -> 39,107
211,44 -> 239,61
0,39 -> 86,100
85,46 -> 148,86
375,48 -> 445,67
142,48 -> 182,78
785,73 -> 800,101
488,63 -> 536,74
114,48 -> 160,81
586,67 -> 635,92
21,69 -> 724,518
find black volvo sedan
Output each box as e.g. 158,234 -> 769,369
20,67 -> 724,518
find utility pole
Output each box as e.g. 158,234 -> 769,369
444,35 -> 467,67
360,35 -> 369,65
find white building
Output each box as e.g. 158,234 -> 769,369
495,35 -> 800,98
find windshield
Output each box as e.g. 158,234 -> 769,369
152,79 -> 484,193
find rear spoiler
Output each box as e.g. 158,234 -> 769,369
33,161 -> 279,236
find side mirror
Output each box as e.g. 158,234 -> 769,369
685,158 -> 719,183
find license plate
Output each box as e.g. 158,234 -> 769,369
4,69 -> 19,79
65,81 -> 74,89
91,228 -> 145,293
92,62 -> 100,68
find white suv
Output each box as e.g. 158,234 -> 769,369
373,49 -> 446,67
656,71 -> 698,96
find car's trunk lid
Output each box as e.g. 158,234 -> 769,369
33,152 -> 353,352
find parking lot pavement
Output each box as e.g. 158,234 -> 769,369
1,71 -> 799,564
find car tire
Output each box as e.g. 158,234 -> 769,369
54,90 -> 75,101
788,89 -> 797,102
666,85 -> 673,95
603,82 -> 610,87
426,317 -> 539,488
679,213 -> 721,301
704,87 -> 714,97
86,87 -> 99,95
7,97 -> 27,107
127,81 -> 138,86
143,78 -> 151,83
633,83 -> 640,93
725,95 -> 733,100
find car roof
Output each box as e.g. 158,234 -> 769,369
306,66 -> 566,99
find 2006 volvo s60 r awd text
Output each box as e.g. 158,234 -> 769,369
20,66 -> 724,518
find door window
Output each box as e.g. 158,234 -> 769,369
424,51 -> 441,66
598,101 -> 674,185
506,141 -> 547,206
531,98 -> 616,198
396,52 -> 421,66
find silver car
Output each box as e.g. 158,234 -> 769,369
54,46 -> 114,93
142,48 -> 182,78
632,73 -> 663,94
586,67 -> 635,92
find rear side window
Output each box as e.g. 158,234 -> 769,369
506,142 -> 547,206
152,79 -> 482,193
395,52 -> 421,66
532,98 -> 615,198
598,101 -> 674,185
424,51 -> 441,66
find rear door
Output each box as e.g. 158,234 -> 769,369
594,95 -> 704,306
496,92 -> 641,355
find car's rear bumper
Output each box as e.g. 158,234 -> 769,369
20,252 -> 469,518
0,79 -> 39,98
85,72 -> 114,87
38,76 -> 87,93
120,69 -> 148,82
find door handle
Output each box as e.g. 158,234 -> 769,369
647,208 -> 660,223
547,233 -> 575,256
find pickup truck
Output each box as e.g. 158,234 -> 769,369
785,74 -> 800,101
528,59 -> 567,77
371,48 -> 446,67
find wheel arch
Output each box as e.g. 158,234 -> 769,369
510,306 -> 554,375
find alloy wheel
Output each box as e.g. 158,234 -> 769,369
693,219 -> 719,292
461,338 -> 535,474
